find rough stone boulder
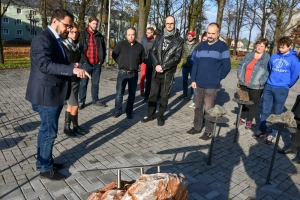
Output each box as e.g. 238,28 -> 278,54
207,105 -> 227,118
122,173 -> 187,200
266,111 -> 296,127
87,180 -> 134,200
237,90 -> 249,102
87,173 -> 188,200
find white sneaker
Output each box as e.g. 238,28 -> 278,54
189,103 -> 195,108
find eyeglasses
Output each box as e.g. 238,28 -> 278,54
165,23 -> 174,26
57,19 -> 73,30
70,31 -> 79,34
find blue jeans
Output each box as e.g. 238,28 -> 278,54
114,70 -> 138,114
32,104 -> 63,172
259,84 -> 289,136
79,63 -> 101,103
182,67 -> 193,95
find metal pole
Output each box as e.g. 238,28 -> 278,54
233,104 -> 243,143
105,0 -> 111,69
157,166 -> 161,173
117,169 -> 121,189
140,167 -> 144,175
266,131 -> 281,184
207,120 -> 217,165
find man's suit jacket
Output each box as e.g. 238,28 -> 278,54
26,27 -> 74,106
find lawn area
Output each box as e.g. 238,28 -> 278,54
0,46 -> 30,69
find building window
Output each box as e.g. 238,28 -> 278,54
32,21 -> 37,26
16,19 -> 22,25
3,17 -> 9,23
17,8 -> 21,14
31,30 -> 37,36
3,28 -> 9,34
30,10 -> 36,15
17,30 -> 23,35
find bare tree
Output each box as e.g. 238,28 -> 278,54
216,0 -> 226,30
222,3 -> 235,47
188,0 -> 205,31
137,0 -> 151,42
0,0 -> 13,63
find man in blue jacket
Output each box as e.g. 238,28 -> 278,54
186,23 -> 231,140
26,9 -> 90,181
253,36 -> 300,145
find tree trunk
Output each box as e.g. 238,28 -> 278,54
97,0 -> 104,30
102,0 -> 109,38
0,4 -> 4,64
41,0 -> 47,29
78,0 -> 87,30
188,0 -> 204,31
216,0 -> 226,30
137,0 -> 151,42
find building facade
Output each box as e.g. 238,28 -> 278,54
1,4 -> 42,40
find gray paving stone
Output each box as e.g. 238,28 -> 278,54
0,182 -> 23,199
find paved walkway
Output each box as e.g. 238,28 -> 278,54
0,68 -> 300,200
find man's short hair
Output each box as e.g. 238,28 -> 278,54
255,38 -> 269,47
147,27 -> 155,32
127,27 -> 136,34
88,17 -> 99,23
165,16 -> 176,24
208,22 -> 220,32
51,9 -> 74,23
277,36 -> 292,47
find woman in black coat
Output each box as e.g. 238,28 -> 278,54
62,22 -> 85,136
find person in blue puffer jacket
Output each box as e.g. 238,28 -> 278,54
237,38 -> 270,129
253,36 -> 300,145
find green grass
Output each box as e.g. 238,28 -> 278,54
231,57 -> 242,69
0,57 -> 30,69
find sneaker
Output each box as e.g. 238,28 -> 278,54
40,168 -> 66,181
265,134 -> 275,145
199,132 -> 212,140
179,93 -> 187,98
94,101 -> 107,107
186,127 -> 202,135
157,118 -> 165,126
277,145 -> 293,154
245,121 -> 252,129
141,116 -> 153,123
252,130 -> 266,139
239,118 -> 246,125
188,103 -> 195,108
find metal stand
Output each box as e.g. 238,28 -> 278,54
204,114 -> 229,165
265,123 -> 297,185
232,98 -> 254,143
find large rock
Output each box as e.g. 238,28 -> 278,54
87,173 -> 188,200
266,111 -> 296,127
122,173 -> 187,200
207,105 -> 227,118
237,90 -> 249,102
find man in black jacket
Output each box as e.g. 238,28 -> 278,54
112,27 -> 145,119
141,16 -> 184,126
79,17 -> 106,109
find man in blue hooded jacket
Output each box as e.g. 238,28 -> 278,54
253,36 -> 300,144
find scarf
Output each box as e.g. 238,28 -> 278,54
62,38 -> 80,53
146,35 -> 154,42
163,28 -> 176,38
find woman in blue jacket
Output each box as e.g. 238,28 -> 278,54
237,38 -> 270,129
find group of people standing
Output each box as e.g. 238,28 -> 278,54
25,8 -> 300,181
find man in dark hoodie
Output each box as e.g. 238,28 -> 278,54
141,16 -> 184,126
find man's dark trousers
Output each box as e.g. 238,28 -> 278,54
114,70 -> 138,115
32,104 -> 63,173
147,72 -> 173,120
79,63 -> 101,104
144,66 -> 153,99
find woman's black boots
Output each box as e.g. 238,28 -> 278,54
70,113 -> 85,135
63,111 -> 76,137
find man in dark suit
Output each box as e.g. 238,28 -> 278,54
25,9 -> 90,181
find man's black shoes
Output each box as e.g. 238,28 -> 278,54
40,168 -> 66,181
186,127 -> 202,135
141,117 -> 153,123
94,101 -> 107,107
157,119 -> 165,126
36,163 -> 64,171
199,132 -> 212,140
113,113 -> 122,118
277,145 -> 294,154
127,113 -> 133,119
79,102 -> 85,110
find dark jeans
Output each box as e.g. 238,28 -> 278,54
259,84 -> 289,135
147,72 -> 173,120
79,63 -> 101,104
182,67 -> 193,95
240,85 -> 263,122
194,87 -> 218,133
114,70 -> 138,114
32,104 -> 63,173
144,66 -> 153,99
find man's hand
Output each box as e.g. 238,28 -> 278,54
71,63 -> 79,68
155,65 -> 163,73
191,82 -> 197,89
73,68 -> 91,79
